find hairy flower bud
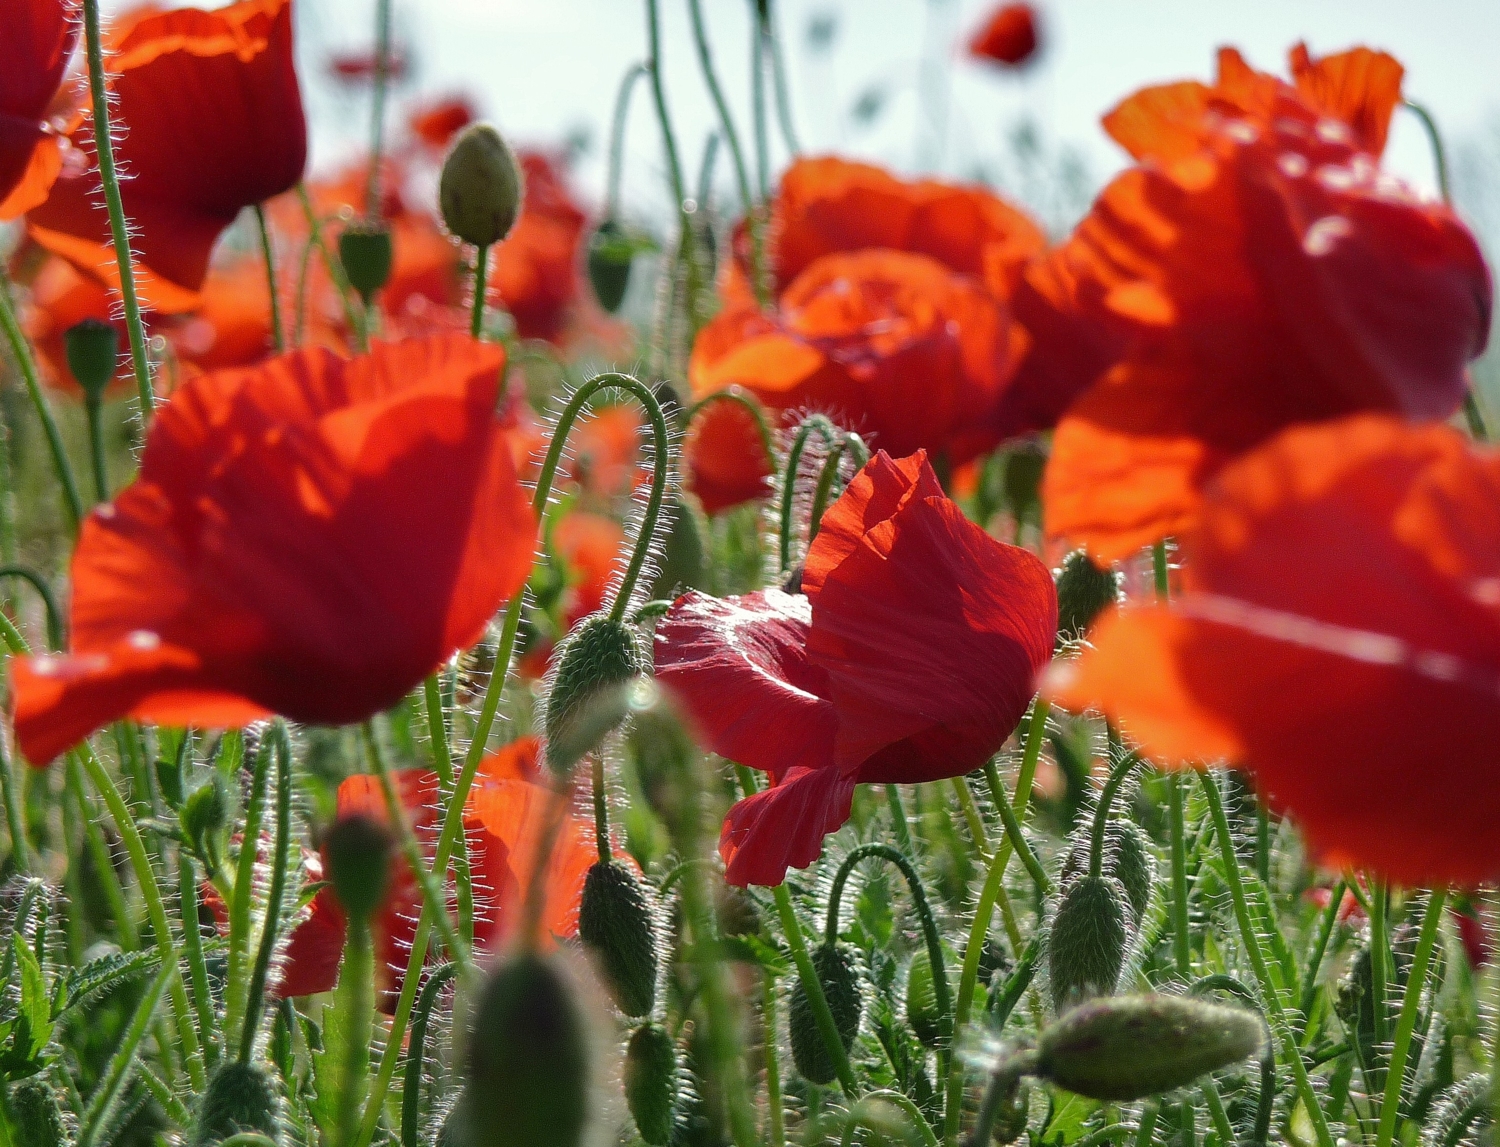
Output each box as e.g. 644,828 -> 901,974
1035,995 -> 1265,1101
1003,443 -> 1047,523
1048,875 -> 1129,1012
6,1078 -> 66,1147
191,1061 -> 280,1147
63,319 -> 117,403
440,124 -> 523,248
544,614 -> 646,775
1109,820 -> 1155,926
1055,550 -> 1122,640
339,219 -> 394,303
579,860 -> 659,1017
624,1022 -> 679,1145
588,219 -> 634,313
322,813 -> 393,922
789,943 -> 862,1085
904,947 -> 948,1049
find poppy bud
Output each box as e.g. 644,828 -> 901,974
322,813 -> 393,923
788,943 -> 862,1085
462,952 -> 589,1147
63,318 -> 117,403
543,614 -> 646,775
181,774 -> 232,857
434,1096 -> 466,1147
339,220 -> 394,304
1110,820 -> 1155,927
191,1061 -> 281,1147
624,1022 -> 679,1145
1047,875 -> 1129,1012
905,948 -> 948,1049
578,859 -> 659,1017
1035,995 -> 1265,1102
1055,550 -> 1122,640
6,1078 -> 66,1147
588,220 -> 634,314
440,124 -> 523,249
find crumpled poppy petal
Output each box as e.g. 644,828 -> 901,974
1288,43 -> 1404,158
719,766 -> 857,888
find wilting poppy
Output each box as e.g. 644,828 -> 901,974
488,151 -> 587,344
1047,415 -> 1500,887
692,249 -> 1019,464
684,393 -> 775,515
27,0 -> 307,312
0,0 -> 79,218
656,451 -> 1057,886
968,3 -> 1041,69
1019,49 -> 1490,561
11,335 -> 538,764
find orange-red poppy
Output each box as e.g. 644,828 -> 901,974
967,3 -> 1041,69
11,335 -> 538,764
1048,415 -> 1500,887
27,0 -> 307,313
657,451 -> 1056,885
566,403 -> 642,498
488,151 -> 587,344
692,249 -> 1019,464
409,96 -> 476,150
552,512 -> 626,629
161,257 -> 277,376
684,394 -> 775,515
1018,49 -> 1490,562
0,0 -> 79,219
17,252 -> 130,391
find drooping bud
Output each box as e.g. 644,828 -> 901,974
1035,995 -> 1265,1101
624,1022 -> 679,1145
1055,550 -> 1122,641
339,219 -> 394,304
440,124 -> 523,249
461,953 -> 590,1147
543,613 -> 646,775
1109,820 -> 1155,927
588,219 -> 634,313
191,1061 -> 281,1147
322,813 -> 393,923
789,943 -> 863,1085
716,885 -> 762,939
578,860 -> 659,1017
63,318 -> 117,404
1047,875 -> 1128,1012
905,948 -> 947,1049
6,1078 -> 66,1147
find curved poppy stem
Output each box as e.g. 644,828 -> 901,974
645,0 -> 689,219
0,567 -> 64,651
751,6 -> 771,201
778,414 -> 837,572
773,883 -> 858,1095
364,0 -> 394,217
686,388 -> 776,458
80,0 -> 154,421
766,0 -> 802,156
843,1091 -> 941,1147
254,205 -> 285,353
239,722 -> 293,1063
401,962 -> 457,1147
1087,750 -> 1144,880
295,186 -> 364,341
606,63 -> 649,220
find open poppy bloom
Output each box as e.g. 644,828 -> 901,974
684,393 -> 775,515
0,0 -> 78,219
691,249 -> 1020,465
656,451 -> 1057,886
1048,415 -> 1500,887
11,335 -> 537,764
488,150 -> 587,344
27,0 -> 307,312
1019,46 -> 1491,561
968,3 -> 1041,69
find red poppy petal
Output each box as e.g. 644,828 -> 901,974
0,129 -> 60,220
272,887 -> 346,998
1288,43 -> 1404,158
802,450 -> 941,599
719,766 -> 856,888
1101,81 -> 1214,164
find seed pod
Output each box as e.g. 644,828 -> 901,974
1055,550 -> 1122,640
1035,994 -> 1265,1101
440,124 -> 523,248
63,318 -> 117,402
588,219 -> 634,313
905,948 -> 947,1049
789,943 -> 862,1085
191,1061 -> 280,1147
1047,875 -> 1128,1012
543,613 -> 646,775
625,1022 -> 679,1145
322,813 -> 394,923
579,860 -> 659,1017
7,1078 -> 66,1147
339,219 -> 394,302
462,953 -> 589,1147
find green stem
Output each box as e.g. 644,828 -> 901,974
763,972 -> 787,1147
469,244 -> 490,340
0,275 -> 84,529
1169,774 -> 1192,977
1199,771 -> 1334,1147
1404,99 -> 1452,204
77,962 -> 172,1147
240,723 -> 292,1063
66,752 -> 137,948
179,858 -> 219,1067
686,389 -> 775,460
225,735 -> 273,1044
423,674 -> 473,943
774,883 -> 858,1095
766,0 -> 802,155
335,920 -> 375,1147
778,415 -> 836,571
365,0 -> 394,217
806,438 -> 847,541
402,962 -> 457,1147
0,566 -> 64,650
0,730 -> 29,872
993,769 -> 1051,896
80,0 -> 154,420
1133,1103 -> 1160,1147
1298,878 -> 1346,1039
885,784 -> 914,854
605,63 -> 649,219
843,1091 -> 940,1147
951,777 -> 989,856
1370,878 -> 1390,1049
1087,751 -> 1143,879
645,0 -> 689,215
751,6 -> 771,200
1376,888 -> 1447,1147
83,397 -> 108,503
296,185 -> 363,337
592,752 -> 611,863
255,204 -> 285,353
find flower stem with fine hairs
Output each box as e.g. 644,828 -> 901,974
779,415 -> 837,571
469,244 -> 489,339
751,5 -> 770,200
0,730 -> 28,874
333,917 -> 374,1147
766,0 -> 801,155
592,753 -> 610,862
224,735 -> 272,1043
254,205 -> 285,353
1377,888 -> 1447,1147
239,722 -> 293,1063
423,673 -> 474,943
81,0 -> 154,421
1088,751 -> 1144,879
401,962 -> 457,1147
645,0 -> 688,222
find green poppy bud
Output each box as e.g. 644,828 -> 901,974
323,813 -> 393,923
339,219 -> 394,304
1035,994 -> 1265,1102
191,1061 -> 281,1147
1047,875 -> 1129,1012
63,318 -> 117,403
1055,550 -> 1122,640
578,860 -> 659,1017
543,613 -> 646,775
905,948 -> 948,1049
588,219 -> 634,313
624,1022 -> 679,1145
1109,820 -> 1155,926
440,124 -> 523,249
789,943 -> 862,1085
462,953 -> 590,1147
6,1078 -> 66,1147
716,885 -> 762,939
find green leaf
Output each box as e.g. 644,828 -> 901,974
57,950 -> 161,1018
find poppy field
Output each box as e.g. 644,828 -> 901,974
0,1 -> 1498,1146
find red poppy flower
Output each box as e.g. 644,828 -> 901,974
553,512 -> 626,629
488,151 -> 587,344
1019,55 -> 1490,562
409,96 -> 476,150
968,4 -> 1040,69
0,0 -> 79,219
656,451 -> 1056,886
161,258 -> 276,376
17,253 -> 131,391
567,403 -> 641,498
27,0 -> 307,313
1047,415 -> 1500,887
684,394 -> 775,515
692,249 -> 1019,464
11,335 -> 538,764
328,46 -> 409,84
